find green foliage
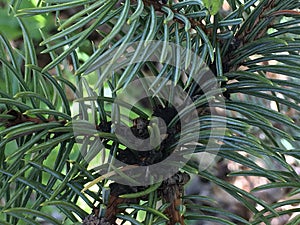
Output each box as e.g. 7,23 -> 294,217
0,0 -> 52,40
202,0 -> 224,15
0,0 -> 300,224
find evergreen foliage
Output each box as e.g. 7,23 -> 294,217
0,0 -> 300,224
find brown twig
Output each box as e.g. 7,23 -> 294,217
159,172 -> 190,225
104,183 -> 139,224
268,9 -> 300,17
1,109 -> 64,128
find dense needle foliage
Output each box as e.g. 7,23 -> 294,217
0,0 -> 300,224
